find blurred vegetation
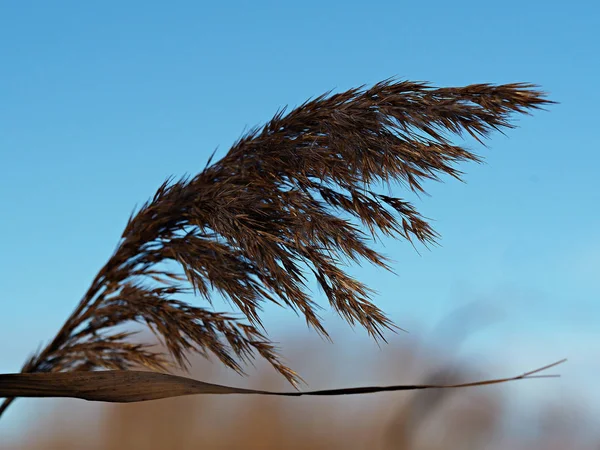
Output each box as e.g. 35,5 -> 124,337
2,325 -> 593,450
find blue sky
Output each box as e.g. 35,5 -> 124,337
1,0 -> 598,437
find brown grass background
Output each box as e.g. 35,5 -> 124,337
2,322 -> 594,450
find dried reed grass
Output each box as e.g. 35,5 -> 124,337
0,78 -> 555,418
0,359 -> 565,402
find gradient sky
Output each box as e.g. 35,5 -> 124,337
1,0 -> 598,438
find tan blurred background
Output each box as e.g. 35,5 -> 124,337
1,313 -> 595,450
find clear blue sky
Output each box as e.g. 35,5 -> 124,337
1,0 -> 598,437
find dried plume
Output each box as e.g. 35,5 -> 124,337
0,79 -> 555,416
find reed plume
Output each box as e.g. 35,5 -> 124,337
0,78 -> 554,418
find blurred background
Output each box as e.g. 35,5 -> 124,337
1,0 -> 598,448
2,325 -> 597,449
